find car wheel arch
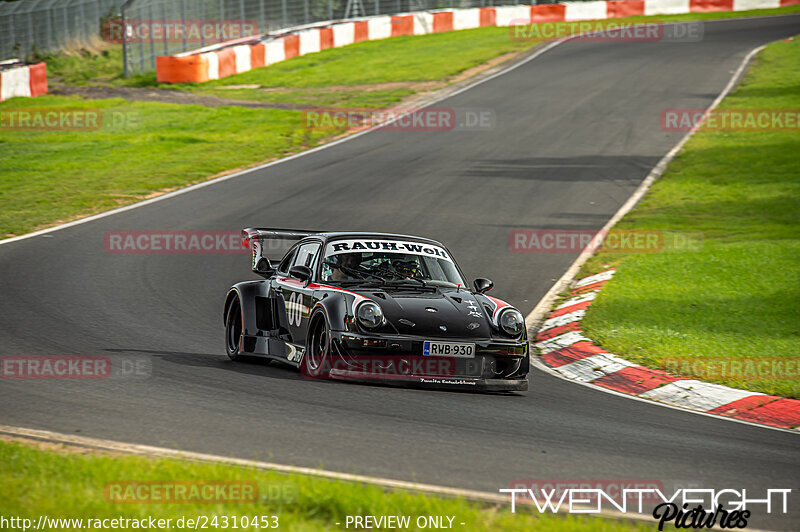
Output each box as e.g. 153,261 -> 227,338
223,288 -> 240,326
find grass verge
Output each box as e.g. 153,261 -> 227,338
0,439 -> 647,531
0,96 -> 329,237
579,36 -> 800,398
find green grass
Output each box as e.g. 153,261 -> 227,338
195,86 -> 417,109
0,440 -> 647,531
579,36 -> 800,398
204,27 -> 530,87
37,45 -> 155,88
183,26 -> 532,107
0,96 -> 331,237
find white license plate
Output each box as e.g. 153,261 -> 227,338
423,341 -> 475,358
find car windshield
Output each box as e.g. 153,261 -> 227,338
320,238 -> 466,288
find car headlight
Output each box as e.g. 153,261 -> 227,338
356,301 -> 383,329
499,308 -> 525,337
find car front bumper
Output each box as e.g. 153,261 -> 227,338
327,369 -> 528,391
327,332 -> 529,392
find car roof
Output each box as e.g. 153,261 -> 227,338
308,232 -> 446,247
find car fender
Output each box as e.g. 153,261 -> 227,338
309,291 -> 347,333
224,280 -> 269,337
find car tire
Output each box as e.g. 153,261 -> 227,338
224,294 -> 243,361
303,315 -> 331,378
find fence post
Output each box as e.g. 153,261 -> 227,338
44,3 -> 52,53
80,1 -> 88,48
180,0 -> 187,52
161,2 -> 168,56
200,0 -> 206,47
47,2 -> 57,52
27,7 -> 34,57
240,0 -> 246,39
92,1 -> 100,49
260,0 -> 267,33
147,2 -> 155,71
219,0 -> 225,44
8,10 -> 15,59
122,0 -> 129,77
62,4 -> 68,52
282,0 -> 287,27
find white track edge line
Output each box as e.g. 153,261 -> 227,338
0,423 -> 656,524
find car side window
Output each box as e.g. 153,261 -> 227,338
277,247 -> 297,274
292,242 -> 321,273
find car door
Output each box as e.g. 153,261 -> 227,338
272,241 -> 321,355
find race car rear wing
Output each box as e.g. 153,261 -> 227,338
241,227 -> 320,274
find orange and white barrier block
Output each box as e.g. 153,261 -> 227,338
0,62 -> 47,102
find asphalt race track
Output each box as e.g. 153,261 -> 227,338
1,15 -> 799,530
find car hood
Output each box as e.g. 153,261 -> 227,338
357,287 -> 495,338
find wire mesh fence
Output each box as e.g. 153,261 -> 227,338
0,0 -> 121,61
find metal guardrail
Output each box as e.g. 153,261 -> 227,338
0,0 -> 120,61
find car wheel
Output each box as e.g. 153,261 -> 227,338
224,295 -> 243,361
303,316 -> 331,378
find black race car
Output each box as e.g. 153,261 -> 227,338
223,229 -> 529,391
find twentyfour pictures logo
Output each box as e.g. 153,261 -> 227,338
500,485 -> 791,523
507,479 -> 666,504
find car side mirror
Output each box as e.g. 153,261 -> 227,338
289,265 -> 312,284
254,258 -> 274,278
473,278 -> 493,294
